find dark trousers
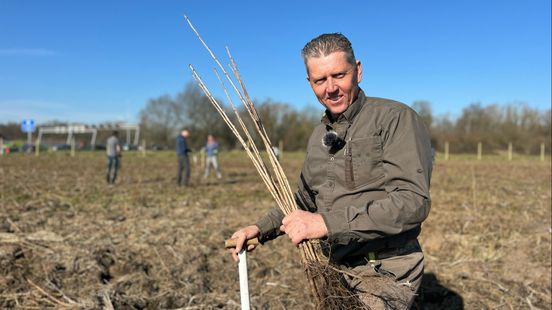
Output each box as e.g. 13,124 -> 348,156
106,155 -> 119,184
177,155 -> 190,186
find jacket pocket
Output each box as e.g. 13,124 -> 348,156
349,136 -> 384,188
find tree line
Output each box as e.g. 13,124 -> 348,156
413,100 -> 551,155
1,83 -> 550,155
137,83 -> 321,152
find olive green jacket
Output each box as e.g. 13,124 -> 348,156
256,89 -> 433,263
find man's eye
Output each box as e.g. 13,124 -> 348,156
314,79 -> 325,85
334,73 -> 346,79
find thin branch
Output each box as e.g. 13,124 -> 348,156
26,278 -> 75,308
184,15 -> 348,305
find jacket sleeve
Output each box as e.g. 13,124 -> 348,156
321,107 -> 433,244
255,207 -> 285,243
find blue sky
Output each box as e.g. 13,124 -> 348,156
1,0 -> 550,125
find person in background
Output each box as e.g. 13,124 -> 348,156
229,33 -> 433,309
106,131 -> 121,184
203,134 -> 222,179
176,129 -> 191,186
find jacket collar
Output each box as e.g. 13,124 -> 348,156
321,88 -> 365,126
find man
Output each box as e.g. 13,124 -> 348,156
230,33 -> 433,309
106,131 -> 121,184
176,129 -> 191,186
203,134 -> 222,179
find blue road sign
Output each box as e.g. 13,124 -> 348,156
21,119 -> 36,133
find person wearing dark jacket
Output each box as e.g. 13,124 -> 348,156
176,129 -> 191,186
229,33 -> 433,309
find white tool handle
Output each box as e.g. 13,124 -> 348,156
238,249 -> 250,310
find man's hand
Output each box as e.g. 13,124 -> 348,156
229,225 -> 260,262
280,210 -> 328,246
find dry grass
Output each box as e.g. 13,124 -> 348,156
421,160 -> 551,309
0,152 -> 550,309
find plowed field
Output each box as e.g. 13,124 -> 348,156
1,152 -> 550,309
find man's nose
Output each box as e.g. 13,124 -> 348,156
326,78 -> 338,93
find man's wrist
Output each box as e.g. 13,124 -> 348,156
312,213 -> 329,239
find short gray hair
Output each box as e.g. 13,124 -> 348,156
301,33 -> 356,66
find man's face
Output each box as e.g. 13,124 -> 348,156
306,51 -> 362,117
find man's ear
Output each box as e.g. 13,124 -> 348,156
356,60 -> 363,83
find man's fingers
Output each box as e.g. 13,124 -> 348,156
284,223 -> 307,246
281,216 -> 290,225
228,225 -> 261,264
228,248 -> 239,262
281,210 -> 299,225
285,229 -> 301,246
236,238 -> 245,253
232,234 -> 246,253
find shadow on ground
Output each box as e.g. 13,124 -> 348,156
414,273 -> 464,310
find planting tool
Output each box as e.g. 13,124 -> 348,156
225,238 -> 259,310
224,238 -> 259,249
237,249 -> 250,309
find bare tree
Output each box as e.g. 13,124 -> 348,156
134,87 -> 550,155
175,82 -> 229,148
139,94 -> 182,148
411,100 -> 433,130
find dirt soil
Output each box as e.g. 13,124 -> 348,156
0,151 -> 550,309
